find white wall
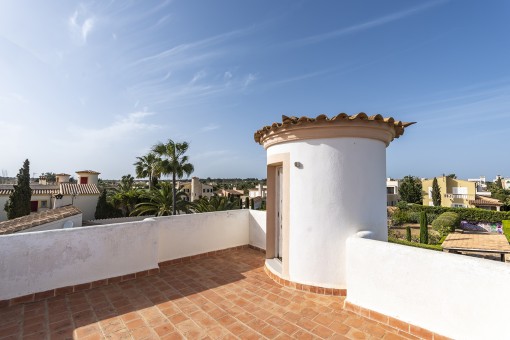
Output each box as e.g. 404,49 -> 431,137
249,210 -> 266,250
346,235 -> 510,340
157,210 -> 249,262
0,220 -> 159,300
0,210 -> 266,301
58,195 -> 98,220
268,138 -> 387,289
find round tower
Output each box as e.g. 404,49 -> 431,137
254,113 -> 414,291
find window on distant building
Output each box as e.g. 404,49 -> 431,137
40,200 -> 48,208
80,177 -> 88,184
452,203 -> 466,208
386,187 -> 395,194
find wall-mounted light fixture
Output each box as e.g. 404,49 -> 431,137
294,162 -> 303,169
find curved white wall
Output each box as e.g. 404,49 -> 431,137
268,137 -> 387,288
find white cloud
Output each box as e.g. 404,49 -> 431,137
224,71 -> 233,80
68,8 -> 95,44
243,73 -> 257,87
190,70 -> 206,84
200,124 -> 220,132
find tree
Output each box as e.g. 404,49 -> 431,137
191,196 -> 238,213
446,174 -> 457,179
398,175 -> 422,204
419,211 -> 428,244
134,152 -> 161,190
152,139 -> 194,215
95,189 -> 123,219
406,226 -> 412,242
496,177 -> 503,189
41,172 -> 56,184
4,159 -> 32,219
131,183 -> 190,216
431,177 -> 441,207
110,175 -> 141,216
245,197 -> 250,209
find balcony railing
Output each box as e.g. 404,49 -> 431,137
443,193 -> 475,199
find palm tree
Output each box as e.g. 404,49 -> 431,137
134,152 -> 161,190
191,196 -> 239,213
152,139 -> 194,215
131,182 -> 190,216
110,174 -> 141,216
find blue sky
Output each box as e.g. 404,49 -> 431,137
0,0 -> 509,180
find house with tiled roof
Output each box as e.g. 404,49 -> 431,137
0,205 -> 82,235
0,170 -> 101,221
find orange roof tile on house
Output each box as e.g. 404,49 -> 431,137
0,205 -> 82,235
469,195 -> 503,207
254,112 -> 415,146
60,183 -> 100,195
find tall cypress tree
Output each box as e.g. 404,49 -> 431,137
420,211 -> 428,244
4,159 -> 32,219
432,177 -> 441,207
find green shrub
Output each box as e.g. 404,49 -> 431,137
388,237 -> 442,251
405,204 -> 510,223
406,226 -> 411,241
420,211 -> 428,244
503,220 -> 510,243
432,212 -> 461,237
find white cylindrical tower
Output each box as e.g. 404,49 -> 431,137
255,113 -> 413,292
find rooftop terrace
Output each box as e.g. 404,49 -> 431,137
0,248 -> 409,340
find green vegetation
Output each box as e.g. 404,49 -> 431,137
131,183 -> 190,216
153,139 -> 194,215
95,190 -> 123,219
398,175 -> 422,204
4,159 -> 32,220
503,220 -> 510,243
432,211 -> 460,237
134,152 -> 161,190
406,226 -> 411,241
191,196 -> 240,213
394,204 -> 510,224
419,211 -> 428,244
488,180 -> 510,210
388,237 -> 442,251
431,177 -> 441,207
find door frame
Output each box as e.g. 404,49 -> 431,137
266,153 -> 290,277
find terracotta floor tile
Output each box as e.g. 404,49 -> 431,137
0,249 -> 437,340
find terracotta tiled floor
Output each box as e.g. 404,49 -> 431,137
0,249 -> 410,339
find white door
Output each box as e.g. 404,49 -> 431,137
276,167 -> 283,260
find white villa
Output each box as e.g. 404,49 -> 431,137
0,114 -> 508,339
0,170 -> 101,221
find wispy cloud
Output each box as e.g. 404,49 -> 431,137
243,73 -> 257,87
69,8 -> 96,43
200,124 -> 220,132
289,0 -> 448,46
190,71 -> 206,84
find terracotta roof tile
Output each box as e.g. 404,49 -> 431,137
469,195 -> 503,207
0,205 -> 82,235
75,170 -> 100,174
254,112 -> 415,144
60,183 -> 100,195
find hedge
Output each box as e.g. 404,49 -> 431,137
503,220 -> 510,243
401,204 -> 510,223
432,212 -> 461,237
388,237 -> 443,251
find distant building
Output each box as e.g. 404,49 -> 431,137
248,184 -> 267,199
0,170 -> 101,221
467,176 -> 491,196
494,175 -> 510,190
216,188 -> 244,198
386,178 -> 399,206
178,177 -> 214,202
422,176 -> 502,211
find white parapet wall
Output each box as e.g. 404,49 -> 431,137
0,219 -> 159,300
248,210 -> 266,250
346,235 -> 510,340
0,210 -> 267,301
156,210 -> 250,262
